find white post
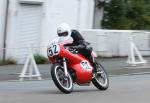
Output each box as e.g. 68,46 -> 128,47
19,45 -> 42,81
127,33 -> 147,66
78,0 -> 94,30
0,0 -> 7,59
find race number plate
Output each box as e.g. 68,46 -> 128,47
47,43 -> 60,57
80,60 -> 93,70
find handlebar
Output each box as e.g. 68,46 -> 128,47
64,46 -> 78,54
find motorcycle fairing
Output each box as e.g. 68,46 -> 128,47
61,49 -> 93,84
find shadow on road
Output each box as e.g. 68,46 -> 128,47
32,88 -> 109,95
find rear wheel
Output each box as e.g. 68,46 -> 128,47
92,61 -> 109,90
51,64 -> 73,93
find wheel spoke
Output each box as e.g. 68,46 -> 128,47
96,74 -> 105,83
94,63 -> 107,85
55,66 -> 72,89
97,71 -> 104,74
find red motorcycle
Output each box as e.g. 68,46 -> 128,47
47,38 -> 109,93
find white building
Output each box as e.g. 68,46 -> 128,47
0,0 -> 95,63
1,0 -> 149,64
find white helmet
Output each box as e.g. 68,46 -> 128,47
57,23 -> 71,37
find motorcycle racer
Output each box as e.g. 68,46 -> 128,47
57,23 -> 95,70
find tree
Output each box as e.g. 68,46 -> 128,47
99,0 -> 150,30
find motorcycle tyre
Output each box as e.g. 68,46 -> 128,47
51,64 -> 73,94
92,61 -> 109,90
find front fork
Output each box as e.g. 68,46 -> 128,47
63,58 -> 68,77
92,56 -> 95,63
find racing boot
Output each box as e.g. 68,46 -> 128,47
92,62 -> 97,73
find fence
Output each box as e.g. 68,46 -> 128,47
0,29 -> 150,81
82,29 -> 150,57
1,29 -> 150,64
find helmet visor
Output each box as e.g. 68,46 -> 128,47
58,32 -> 68,37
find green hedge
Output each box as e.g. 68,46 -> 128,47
34,54 -> 48,64
0,58 -> 17,65
98,0 -> 150,30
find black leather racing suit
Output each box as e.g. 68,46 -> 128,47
66,30 -> 93,64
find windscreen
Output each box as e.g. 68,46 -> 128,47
49,37 -> 73,45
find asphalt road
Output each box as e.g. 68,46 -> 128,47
1,57 -> 150,81
0,74 -> 150,103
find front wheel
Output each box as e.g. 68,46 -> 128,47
92,61 -> 109,90
51,64 -> 73,93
